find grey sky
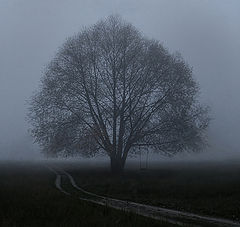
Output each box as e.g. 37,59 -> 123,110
0,0 -> 239,159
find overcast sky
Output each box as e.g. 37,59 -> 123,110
0,0 -> 239,159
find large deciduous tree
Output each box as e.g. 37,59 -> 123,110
28,15 -> 209,173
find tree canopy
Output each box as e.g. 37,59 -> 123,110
28,15 -> 209,173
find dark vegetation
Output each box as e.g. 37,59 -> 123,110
0,161 -> 176,227
62,160 -> 240,222
1,160 -> 240,226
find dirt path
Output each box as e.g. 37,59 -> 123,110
47,165 -> 240,227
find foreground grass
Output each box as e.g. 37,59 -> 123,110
0,161 -> 176,227
63,160 -> 240,222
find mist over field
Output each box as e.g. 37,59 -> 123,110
0,0 -> 240,160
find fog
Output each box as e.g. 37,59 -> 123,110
0,0 -> 239,160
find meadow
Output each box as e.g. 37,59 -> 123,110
0,160 -> 239,226
0,161 -> 175,227
63,159 -> 240,222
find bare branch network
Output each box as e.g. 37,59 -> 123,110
28,15 -> 209,173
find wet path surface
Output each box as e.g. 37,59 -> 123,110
47,165 -> 240,227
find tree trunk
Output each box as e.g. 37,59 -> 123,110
110,156 -> 125,174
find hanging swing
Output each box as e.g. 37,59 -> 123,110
139,146 -> 149,171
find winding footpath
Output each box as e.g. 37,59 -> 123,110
47,165 -> 240,227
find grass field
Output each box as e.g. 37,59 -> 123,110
0,161 -> 177,227
61,160 -> 240,222
1,160 -> 240,226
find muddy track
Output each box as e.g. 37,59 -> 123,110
47,165 -> 240,227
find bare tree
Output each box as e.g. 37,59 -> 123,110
28,15 -> 209,173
